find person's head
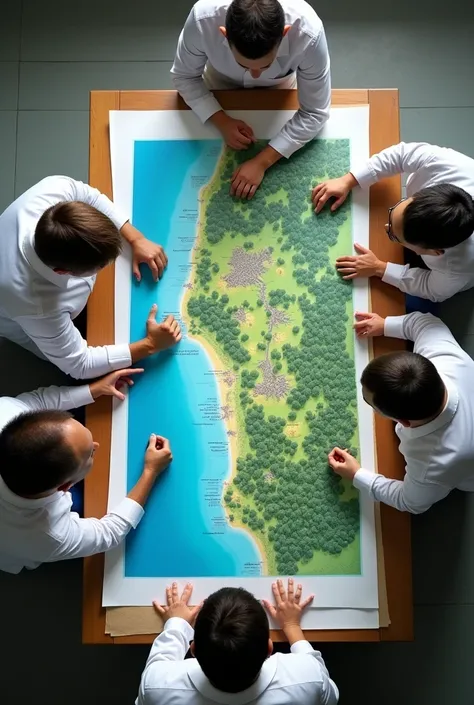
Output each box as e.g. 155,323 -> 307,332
221,0 -> 290,78
386,184 -> 474,255
34,201 -> 122,276
0,411 -> 99,497
191,587 -> 272,692
361,351 -> 446,426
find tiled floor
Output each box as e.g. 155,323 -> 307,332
1,2 -> 474,703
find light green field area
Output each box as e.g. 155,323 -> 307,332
187,139 -> 361,576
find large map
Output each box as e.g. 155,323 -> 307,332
105,108 -> 379,628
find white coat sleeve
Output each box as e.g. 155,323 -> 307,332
381,261 -> 473,302
354,467 -> 451,514
384,311 -> 464,357
136,618 -> 194,705
270,32 -> 331,158
350,142 -> 437,189
14,311 -> 131,380
15,384 -> 94,411
170,8 -> 222,123
290,641 -> 339,704
47,498 -> 144,561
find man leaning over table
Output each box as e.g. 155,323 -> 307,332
312,142 -> 474,303
171,0 -> 331,199
328,310 -> 474,514
0,175 -> 182,380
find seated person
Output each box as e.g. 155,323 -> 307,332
311,142 -> 474,302
0,368 -> 171,573
0,175 -> 180,379
328,311 -> 474,514
136,578 -> 338,704
172,0 -> 331,199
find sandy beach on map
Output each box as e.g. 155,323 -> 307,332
178,159 -> 270,576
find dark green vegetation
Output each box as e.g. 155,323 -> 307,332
188,138 -> 361,575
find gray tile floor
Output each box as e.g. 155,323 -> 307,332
1,2 -> 474,703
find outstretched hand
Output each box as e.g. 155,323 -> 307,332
153,582 -> 202,626
89,368 -> 144,401
262,578 -> 314,634
145,304 -> 182,352
336,243 -> 386,280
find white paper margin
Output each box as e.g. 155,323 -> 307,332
103,107 -> 379,630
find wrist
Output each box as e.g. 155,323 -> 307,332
375,260 -> 387,278
143,335 -> 158,356
209,110 -> 228,129
346,172 -> 359,189
121,221 -> 143,245
256,145 -> 281,170
89,381 -> 101,400
282,623 -> 305,644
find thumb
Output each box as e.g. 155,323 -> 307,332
354,311 -> 373,321
147,303 -> 158,322
147,433 -> 157,449
354,242 -> 368,254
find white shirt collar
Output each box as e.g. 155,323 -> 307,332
187,656 -> 277,704
22,230 -> 72,288
397,376 -> 459,440
0,476 -> 60,509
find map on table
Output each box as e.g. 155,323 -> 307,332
104,108 -> 379,629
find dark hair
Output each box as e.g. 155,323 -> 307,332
361,351 -> 445,421
193,587 -> 269,692
225,0 -> 285,60
403,184 -> 474,249
34,201 -> 122,274
0,411 -> 77,496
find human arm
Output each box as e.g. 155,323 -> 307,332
384,311 -> 465,357
312,142 -> 435,212
263,579 -> 339,704
328,446 -> 448,514
58,175 -> 128,229
48,434 -> 172,562
270,32 -> 331,159
381,262 -> 472,302
16,304 -> 180,380
170,8 -> 222,123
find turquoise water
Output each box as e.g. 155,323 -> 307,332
125,140 -> 262,577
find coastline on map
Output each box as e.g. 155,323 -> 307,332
179,147 -> 269,577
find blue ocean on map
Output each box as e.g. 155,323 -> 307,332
124,140 -> 261,577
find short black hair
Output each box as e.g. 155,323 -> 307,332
361,351 -> 445,421
403,184 -> 474,249
35,201 -> 122,275
193,587 -> 269,692
225,0 -> 285,60
0,411 -> 77,496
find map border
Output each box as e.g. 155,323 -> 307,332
103,108 -> 378,628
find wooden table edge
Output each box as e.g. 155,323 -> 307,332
83,88 -> 413,644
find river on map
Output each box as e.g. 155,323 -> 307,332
124,139 -> 261,578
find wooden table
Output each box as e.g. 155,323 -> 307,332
83,88 -> 412,644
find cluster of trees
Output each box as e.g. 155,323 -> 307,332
268,289 -> 296,308
187,293 -> 251,365
193,139 -> 361,574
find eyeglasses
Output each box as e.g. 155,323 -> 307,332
386,198 -> 406,242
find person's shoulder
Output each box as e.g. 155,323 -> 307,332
270,650 -> 326,683
142,658 -> 196,693
0,396 -> 30,431
192,0 -> 228,23
284,0 -> 324,40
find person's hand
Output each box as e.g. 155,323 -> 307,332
328,447 -> 360,480
89,368 -> 144,401
131,237 -> 168,283
230,157 -> 265,199
262,578 -> 314,635
353,311 -> 385,338
214,113 -> 255,150
153,582 -> 201,626
336,243 -> 387,280
145,304 -> 182,352
312,173 -> 357,213
144,434 -> 173,476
